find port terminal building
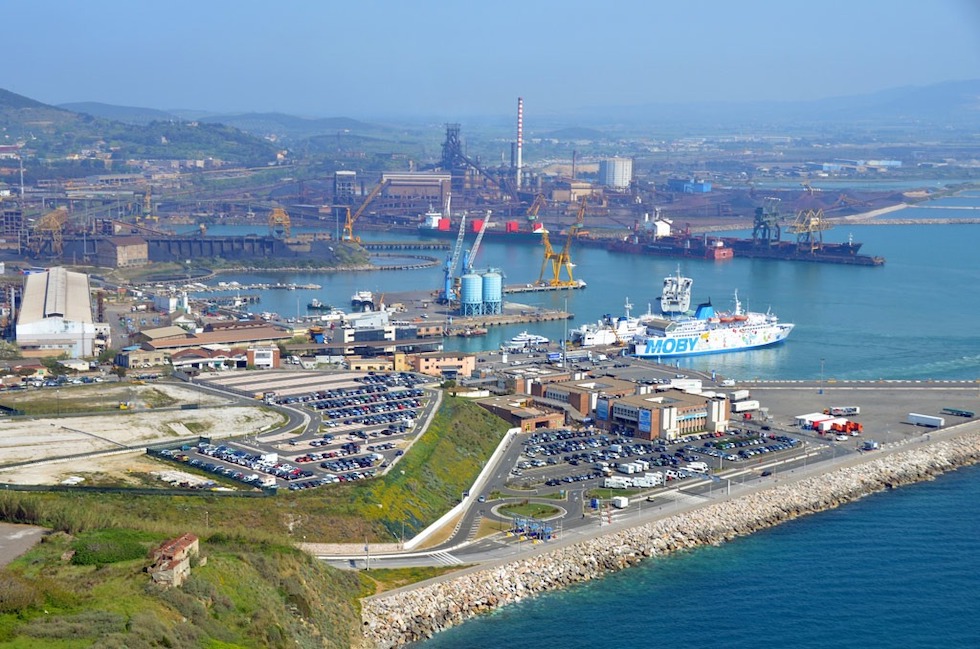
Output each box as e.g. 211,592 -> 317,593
594,388 -> 730,441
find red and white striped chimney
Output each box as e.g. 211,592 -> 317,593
516,97 -> 524,190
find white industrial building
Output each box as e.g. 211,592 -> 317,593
15,267 -> 105,358
598,157 -> 633,191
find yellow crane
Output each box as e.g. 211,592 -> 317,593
28,207 -> 69,257
537,196 -> 587,287
788,208 -> 832,252
342,179 -> 390,242
525,193 -> 547,222
268,207 -> 291,239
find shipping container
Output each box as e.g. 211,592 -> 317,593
730,389 -> 751,402
907,413 -> 944,428
731,399 -> 760,413
612,496 -> 629,509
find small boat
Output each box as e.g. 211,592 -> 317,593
307,298 -> 332,311
505,331 -> 549,347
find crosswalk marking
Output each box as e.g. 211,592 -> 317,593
431,551 -> 463,565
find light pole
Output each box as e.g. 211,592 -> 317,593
819,358 -> 825,395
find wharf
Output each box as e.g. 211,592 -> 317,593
449,310 -> 572,329
361,241 -> 450,251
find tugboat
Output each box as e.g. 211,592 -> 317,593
307,298 -> 332,311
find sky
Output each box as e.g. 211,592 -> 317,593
7,0 -> 980,119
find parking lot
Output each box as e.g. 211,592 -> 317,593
154,371 -> 434,492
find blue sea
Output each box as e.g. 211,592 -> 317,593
421,462 -> 980,649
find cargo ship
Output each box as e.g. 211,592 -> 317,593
718,235 -> 884,266
630,274 -> 794,358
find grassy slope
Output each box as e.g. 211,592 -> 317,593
0,396 -> 507,647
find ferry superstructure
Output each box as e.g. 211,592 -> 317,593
570,298 -> 648,347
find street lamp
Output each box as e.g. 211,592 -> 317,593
819,358 -> 825,395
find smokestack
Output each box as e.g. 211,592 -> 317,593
516,97 -> 523,190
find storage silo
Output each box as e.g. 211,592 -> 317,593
459,273 -> 484,315
482,271 -> 503,315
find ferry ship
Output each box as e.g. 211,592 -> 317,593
630,275 -> 793,358
351,291 -> 375,312
569,298 -> 648,347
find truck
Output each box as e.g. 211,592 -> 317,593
687,461 -> 709,474
731,399 -> 760,413
611,496 -> 629,509
604,477 -> 631,489
730,389 -> 751,402
827,406 -> 860,416
907,413 -> 944,428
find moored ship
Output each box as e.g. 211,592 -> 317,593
631,274 -> 794,358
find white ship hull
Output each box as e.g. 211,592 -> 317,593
632,321 -> 794,357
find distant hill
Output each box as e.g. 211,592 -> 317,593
58,101 -> 179,125
0,88 -> 279,165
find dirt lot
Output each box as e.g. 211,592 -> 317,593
0,381 -> 284,486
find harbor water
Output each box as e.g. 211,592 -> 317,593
209,203 -> 980,382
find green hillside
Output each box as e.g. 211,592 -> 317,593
0,88 -> 279,166
0,396 -> 508,647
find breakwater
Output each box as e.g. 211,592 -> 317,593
361,430 -> 980,648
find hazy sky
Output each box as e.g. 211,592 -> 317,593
8,0 -> 980,118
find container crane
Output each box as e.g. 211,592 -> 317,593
342,179 -> 390,242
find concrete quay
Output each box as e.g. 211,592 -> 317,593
360,423 -> 980,648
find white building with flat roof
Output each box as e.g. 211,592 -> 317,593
16,267 -> 99,358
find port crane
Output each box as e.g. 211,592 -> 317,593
525,193 -> 547,222
537,196 -> 587,287
788,208 -> 833,252
463,209 -> 492,274
439,210 -> 467,304
342,179 -> 390,243
26,207 -> 69,257
751,197 -> 783,245
268,207 -> 291,239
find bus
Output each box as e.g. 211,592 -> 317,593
940,407 -> 975,418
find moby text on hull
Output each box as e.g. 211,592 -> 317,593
630,274 -> 794,358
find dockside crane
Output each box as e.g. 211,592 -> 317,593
439,211 -> 467,303
463,209 -> 492,273
537,195 -> 587,287
342,179 -> 390,242
525,193 -> 547,222
751,197 -> 782,245
788,207 -> 833,252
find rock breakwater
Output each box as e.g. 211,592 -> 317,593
361,432 -> 980,648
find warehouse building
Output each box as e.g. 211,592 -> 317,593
15,267 -> 107,358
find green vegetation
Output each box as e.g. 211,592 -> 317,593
358,565 -> 466,596
70,528 -> 161,566
0,396 -> 510,647
497,501 -> 561,519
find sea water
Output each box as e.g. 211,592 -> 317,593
420,463 -> 980,649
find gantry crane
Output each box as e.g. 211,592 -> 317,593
788,208 -> 833,252
268,207 -> 291,239
27,207 -> 69,257
537,196 -> 587,287
751,196 -> 783,245
342,179 -> 390,242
